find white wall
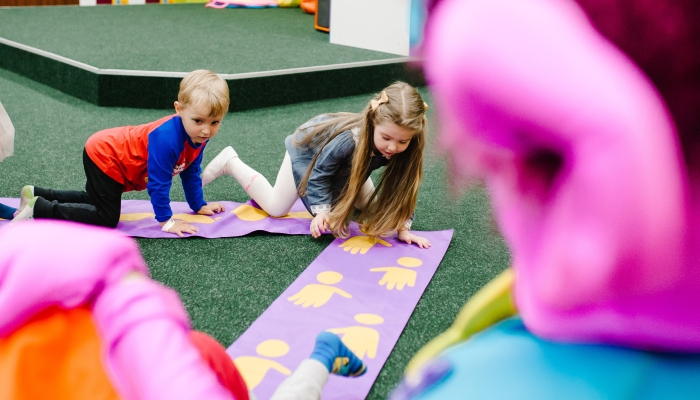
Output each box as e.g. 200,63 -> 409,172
330,0 -> 411,56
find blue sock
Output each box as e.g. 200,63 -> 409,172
310,331 -> 367,377
0,202 -> 16,219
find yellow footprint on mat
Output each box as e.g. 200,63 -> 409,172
172,214 -> 221,224
119,213 -> 155,222
233,204 -> 313,222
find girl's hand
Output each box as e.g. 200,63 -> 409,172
161,219 -> 199,237
310,212 -> 329,238
198,202 -> 225,215
398,229 -> 432,249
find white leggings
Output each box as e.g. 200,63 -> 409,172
228,152 -> 374,217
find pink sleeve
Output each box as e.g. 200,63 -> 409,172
424,0 -> 695,348
0,221 -> 148,337
92,277 -> 234,400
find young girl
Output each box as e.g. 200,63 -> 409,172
202,82 -> 431,247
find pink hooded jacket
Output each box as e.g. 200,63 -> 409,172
0,220 -> 236,399
423,0 -> 700,351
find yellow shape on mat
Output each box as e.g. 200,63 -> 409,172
287,271 -> 352,308
233,339 -> 292,390
172,214 -> 220,224
369,266 -> 417,291
119,213 -> 155,222
233,204 -> 313,222
339,235 -> 392,255
397,257 -> 423,268
327,314 -> 384,360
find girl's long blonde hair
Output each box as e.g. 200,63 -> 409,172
295,82 -> 428,238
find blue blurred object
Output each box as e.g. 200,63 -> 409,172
394,317 -> 700,400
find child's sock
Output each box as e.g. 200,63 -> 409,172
201,146 -> 238,186
17,185 -> 34,213
310,332 -> 366,377
11,196 -> 37,223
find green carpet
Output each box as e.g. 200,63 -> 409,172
0,5 -> 398,73
0,67 -> 510,399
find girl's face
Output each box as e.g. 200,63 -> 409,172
373,121 -> 414,158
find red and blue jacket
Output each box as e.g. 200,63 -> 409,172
85,115 -> 207,222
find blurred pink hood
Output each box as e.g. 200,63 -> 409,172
0,220 -> 234,399
424,0 -> 700,351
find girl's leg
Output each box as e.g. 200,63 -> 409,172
203,147 -> 298,217
353,178 -> 375,210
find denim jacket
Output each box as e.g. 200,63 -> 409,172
285,114 -> 414,229
284,114 -> 385,211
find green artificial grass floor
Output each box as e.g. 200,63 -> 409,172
0,5 -> 400,73
0,67 -> 510,399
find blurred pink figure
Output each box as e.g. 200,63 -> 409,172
423,0 -> 700,351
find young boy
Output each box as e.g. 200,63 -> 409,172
12,69 -> 228,236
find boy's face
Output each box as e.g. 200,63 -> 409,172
175,101 -> 224,145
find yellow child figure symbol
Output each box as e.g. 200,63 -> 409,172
287,271 -> 352,308
339,235 -> 392,255
232,204 -> 313,222
233,339 -> 292,390
327,313 -> 384,360
370,257 -> 423,291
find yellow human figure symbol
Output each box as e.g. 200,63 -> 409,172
232,204 -> 313,222
119,212 -> 155,221
287,271 -> 352,308
339,235 -> 392,255
233,339 -> 292,390
327,313 -> 384,359
370,257 -> 423,291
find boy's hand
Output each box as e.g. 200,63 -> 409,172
198,202 -> 225,215
398,228 -> 432,249
310,212 -> 329,238
160,219 -> 199,237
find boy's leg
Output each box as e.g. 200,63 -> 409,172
269,332 -> 366,400
204,148 -> 298,217
33,150 -> 124,227
0,202 -> 16,219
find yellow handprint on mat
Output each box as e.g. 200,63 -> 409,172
233,204 -> 313,222
370,257 -> 423,291
119,213 -> 220,224
327,313 -> 384,359
339,235 -> 392,255
287,271 -> 352,308
370,267 -> 417,290
234,339 -> 292,390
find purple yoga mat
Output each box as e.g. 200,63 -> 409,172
0,198 -> 313,238
227,228 -> 454,400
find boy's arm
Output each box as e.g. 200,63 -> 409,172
180,147 -> 207,213
147,131 -> 179,223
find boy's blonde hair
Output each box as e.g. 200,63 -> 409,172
296,81 -> 428,238
178,70 -> 230,117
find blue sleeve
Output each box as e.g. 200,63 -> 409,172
306,133 -> 354,207
147,128 -> 179,223
180,146 -> 207,213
